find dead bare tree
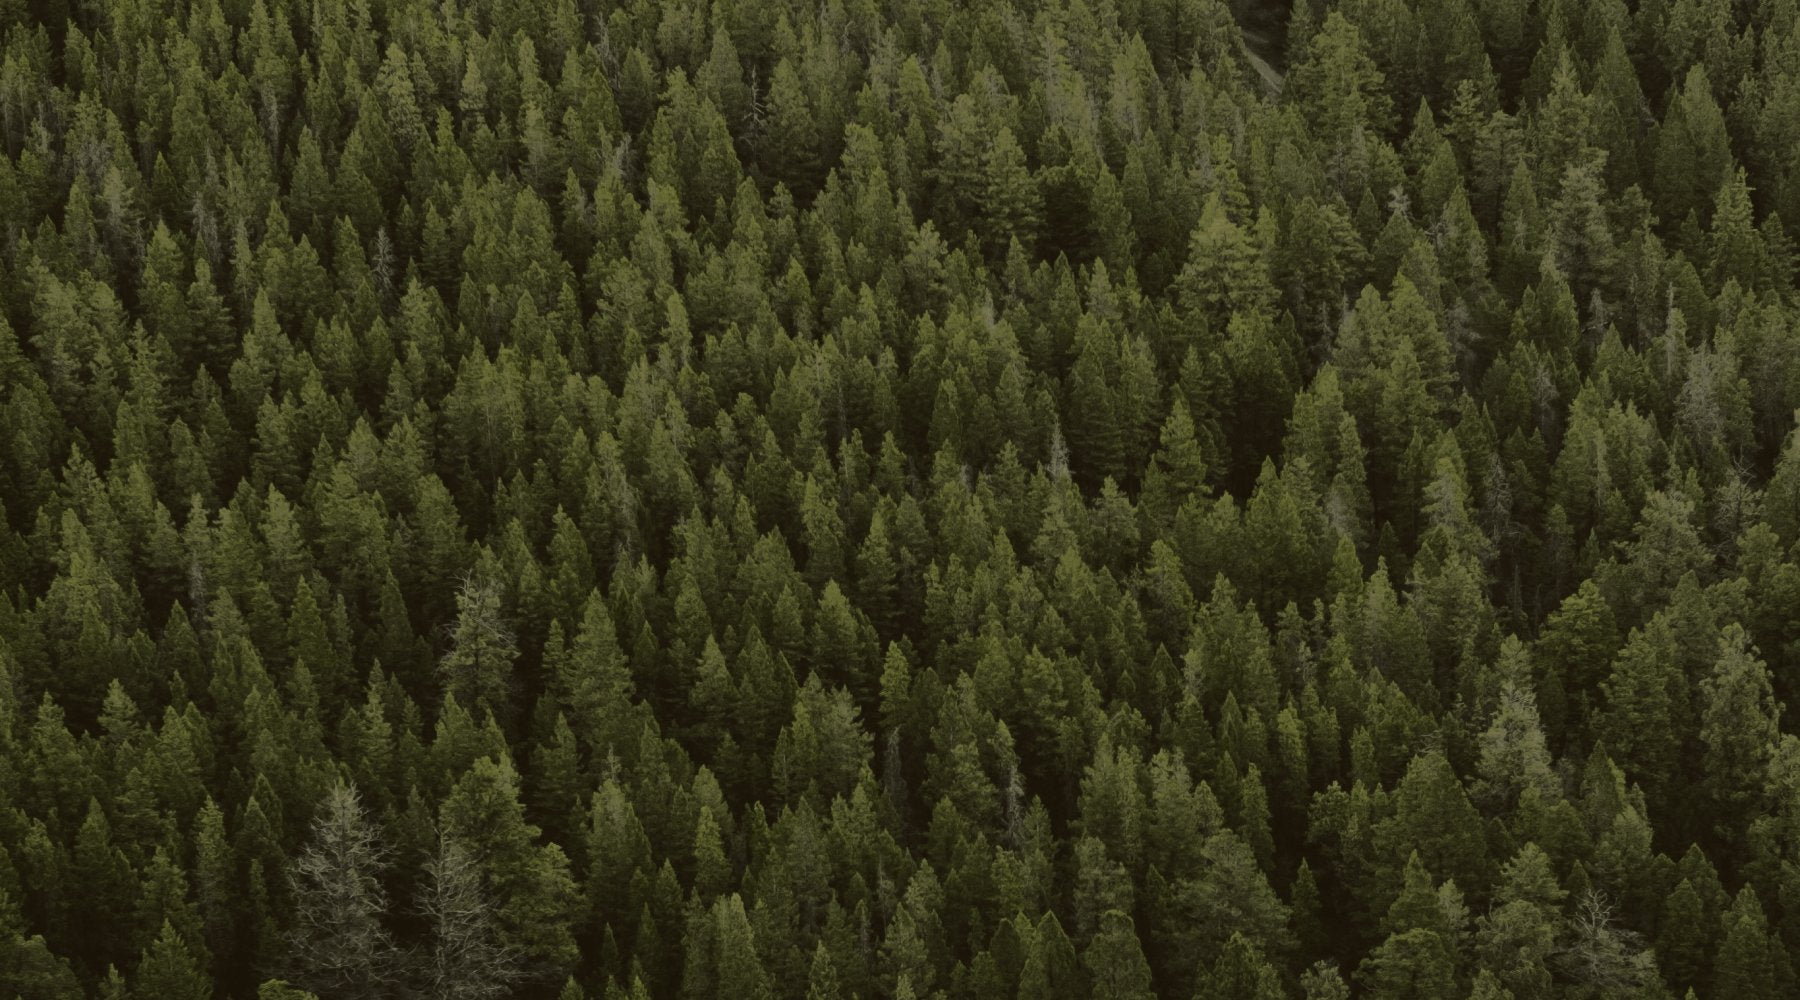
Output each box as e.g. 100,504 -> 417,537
1555,889 -> 1660,997
287,782 -> 402,1000
419,830 -> 523,1000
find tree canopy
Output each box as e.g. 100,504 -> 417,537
3,0 -> 1800,997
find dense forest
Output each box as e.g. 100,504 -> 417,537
9,0 -> 1800,996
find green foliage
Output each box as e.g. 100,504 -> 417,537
4,1 -> 1800,997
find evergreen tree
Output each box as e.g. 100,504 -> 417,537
440,574 -> 520,718
135,921 -> 211,1000
1654,65 -> 1734,230
1083,910 -> 1154,1000
438,755 -> 582,979
1699,625 -> 1781,848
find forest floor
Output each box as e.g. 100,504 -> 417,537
1239,26 -> 1286,95
1234,0 -> 1289,96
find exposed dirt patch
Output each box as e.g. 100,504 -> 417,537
1233,1 -> 1289,97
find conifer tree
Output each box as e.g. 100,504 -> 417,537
440,574 -> 519,717
286,783 -> 399,1000
422,832 -> 522,1000
135,921 -> 211,1000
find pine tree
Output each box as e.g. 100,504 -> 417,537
439,754 -> 582,977
1473,844 -> 1562,1000
979,128 -> 1043,257
1197,932 -> 1285,1000
1375,751 -> 1489,896
422,832 -> 522,1000
684,894 -> 772,1000
1356,926 -> 1459,1000
1655,65 -> 1735,230
440,574 -> 519,717
1699,625 -> 1781,848
1657,879 -> 1710,993
1600,619 -> 1685,810
1176,193 -> 1277,331
1554,890 -> 1661,997
286,782 -> 399,1000
759,60 -> 823,199
135,921 -> 211,1000
1083,910 -> 1154,1000
70,797 -> 136,973
1473,675 -> 1558,812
